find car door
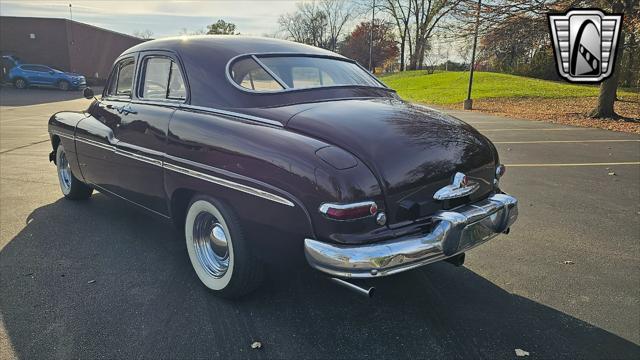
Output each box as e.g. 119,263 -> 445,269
34,65 -> 55,85
76,56 -> 152,207
19,65 -> 43,84
77,52 -> 186,215
40,66 -> 57,86
110,52 -> 187,214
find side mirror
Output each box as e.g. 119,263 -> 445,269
83,87 -> 94,99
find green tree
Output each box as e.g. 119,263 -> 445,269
206,20 -> 239,35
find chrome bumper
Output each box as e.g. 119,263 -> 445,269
304,194 -> 518,278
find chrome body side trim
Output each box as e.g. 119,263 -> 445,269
115,148 -> 163,167
75,136 -> 114,151
304,193 -> 518,278
73,136 -> 294,207
164,161 -> 295,207
50,130 -> 74,140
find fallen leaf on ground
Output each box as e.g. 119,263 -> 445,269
515,348 -> 530,357
445,96 -> 640,134
251,341 -> 262,350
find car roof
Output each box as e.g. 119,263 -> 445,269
125,35 -> 341,59
117,35 -> 392,110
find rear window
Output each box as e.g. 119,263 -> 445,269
230,57 -> 284,91
229,55 -> 381,92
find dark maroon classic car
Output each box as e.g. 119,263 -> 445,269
48,36 -> 518,298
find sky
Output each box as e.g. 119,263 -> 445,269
0,0 -> 311,38
0,0 -> 459,63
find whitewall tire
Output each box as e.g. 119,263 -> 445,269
56,144 -> 92,200
184,196 -> 262,298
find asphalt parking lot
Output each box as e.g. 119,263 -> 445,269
1,86 -> 638,359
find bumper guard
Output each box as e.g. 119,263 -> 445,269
304,193 -> 518,278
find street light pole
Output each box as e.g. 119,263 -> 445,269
368,0 -> 375,72
464,0 -> 482,110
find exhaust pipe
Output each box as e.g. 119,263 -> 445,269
330,277 -> 376,298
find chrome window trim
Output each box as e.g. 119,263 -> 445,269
132,99 -> 184,108
178,104 -> 284,127
73,135 -> 294,207
225,52 -> 392,94
251,55 -> 289,89
136,54 -> 188,103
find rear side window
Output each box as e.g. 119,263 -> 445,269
168,62 -> 186,100
140,56 -> 187,101
142,58 -> 171,99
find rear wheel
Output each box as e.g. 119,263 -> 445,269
184,195 -> 262,298
56,144 -> 92,200
57,80 -> 70,91
14,78 -> 27,89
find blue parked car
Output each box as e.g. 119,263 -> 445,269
9,64 -> 86,91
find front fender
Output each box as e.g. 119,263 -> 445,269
48,109 -> 90,177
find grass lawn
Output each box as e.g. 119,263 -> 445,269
378,70 -> 637,105
378,70 -> 639,133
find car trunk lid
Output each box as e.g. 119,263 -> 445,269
286,98 -> 497,226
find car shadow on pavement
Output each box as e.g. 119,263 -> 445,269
0,86 -> 102,107
1,195 -> 639,359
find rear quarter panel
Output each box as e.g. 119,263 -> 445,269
166,108 -> 383,260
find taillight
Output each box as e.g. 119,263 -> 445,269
319,201 -> 378,220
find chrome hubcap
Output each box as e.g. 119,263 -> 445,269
16,80 -> 25,88
58,151 -> 72,193
193,212 -> 230,278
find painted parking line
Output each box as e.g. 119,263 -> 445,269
478,128 -> 596,131
0,116 -> 46,123
494,140 -> 640,144
506,162 -> 640,167
465,121 -> 514,124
